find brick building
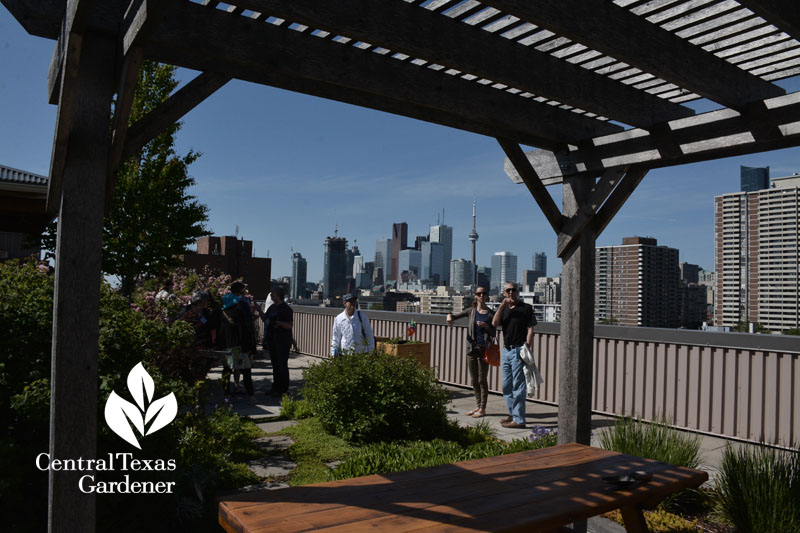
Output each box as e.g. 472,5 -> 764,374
182,235 -> 271,299
595,236 -> 680,328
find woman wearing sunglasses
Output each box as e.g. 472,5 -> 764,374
446,288 -> 496,418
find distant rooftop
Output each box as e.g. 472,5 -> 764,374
0,164 -> 48,187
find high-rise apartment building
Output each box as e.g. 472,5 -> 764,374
595,236 -> 680,327
430,224 -> 453,285
740,165 -> 770,193
491,252 -> 517,292
290,252 -> 307,300
714,174 -> 800,331
391,222 -> 408,281
375,238 -> 392,282
533,277 -> 561,304
323,236 -> 348,299
450,258 -> 475,290
680,262 -> 701,284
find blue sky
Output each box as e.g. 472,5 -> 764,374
3,6 -> 800,283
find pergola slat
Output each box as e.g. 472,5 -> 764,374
227,0 -> 694,129
481,0 -> 785,111
143,1 -> 622,147
738,0 -> 800,41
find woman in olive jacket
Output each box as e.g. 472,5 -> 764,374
446,287 -> 496,418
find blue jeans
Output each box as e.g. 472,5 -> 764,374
501,346 -> 526,425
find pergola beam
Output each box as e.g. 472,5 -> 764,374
235,0 -> 694,129
143,1 -> 622,148
483,0 -> 785,111
504,91 -> 800,184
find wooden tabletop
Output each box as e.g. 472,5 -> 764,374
219,443 -> 708,532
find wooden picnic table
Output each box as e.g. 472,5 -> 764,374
219,442 -> 708,532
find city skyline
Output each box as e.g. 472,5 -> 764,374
3,7 -> 800,285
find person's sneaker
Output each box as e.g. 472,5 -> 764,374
248,396 -> 257,405
500,420 -> 526,429
500,416 -> 513,423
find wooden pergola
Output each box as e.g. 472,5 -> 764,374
4,0 -> 800,530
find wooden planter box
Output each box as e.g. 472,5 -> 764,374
375,337 -> 431,367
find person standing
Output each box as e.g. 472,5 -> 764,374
265,286 -> 293,397
219,290 -> 256,404
330,293 -> 375,357
492,281 -> 536,428
447,287 -> 495,418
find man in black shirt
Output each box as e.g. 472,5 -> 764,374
491,281 -> 537,428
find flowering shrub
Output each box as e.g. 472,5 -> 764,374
131,266 -> 234,321
529,425 -> 556,442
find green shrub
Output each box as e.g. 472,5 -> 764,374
331,431 -> 557,480
598,416 -> 704,512
280,395 -> 314,420
0,260 -> 262,531
718,443 -> 800,532
300,351 -> 450,443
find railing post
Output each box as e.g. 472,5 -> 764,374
558,175 -> 595,446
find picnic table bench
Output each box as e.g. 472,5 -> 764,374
219,442 -> 708,532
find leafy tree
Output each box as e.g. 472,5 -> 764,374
783,328 -> 800,336
39,61 -> 209,295
598,316 -> 619,325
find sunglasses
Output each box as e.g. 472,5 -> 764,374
504,288 -> 518,293
475,292 -> 487,296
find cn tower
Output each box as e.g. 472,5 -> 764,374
468,200 -> 479,285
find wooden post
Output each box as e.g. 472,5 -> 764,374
48,33 -> 115,533
558,175 -> 595,446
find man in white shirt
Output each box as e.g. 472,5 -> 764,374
330,293 -> 375,357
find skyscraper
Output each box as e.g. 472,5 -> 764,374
421,241 -> 444,284
740,165 -> 770,192
391,222 -> 408,281
595,236 -> 680,327
290,252 -> 307,300
715,174 -> 800,331
450,258 -> 475,290
430,224 -> 453,285
398,248 -> 422,278
532,251 -> 547,279
491,251 -> 517,291
375,238 -> 392,282
323,236 -> 347,299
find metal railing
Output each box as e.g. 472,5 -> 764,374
287,305 -> 800,446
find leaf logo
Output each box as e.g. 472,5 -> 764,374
104,362 -> 178,449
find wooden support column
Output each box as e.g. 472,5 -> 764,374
48,32 -> 115,533
558,175 -> 595,446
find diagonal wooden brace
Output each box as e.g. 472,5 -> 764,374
497,137 -> 563,234
556,168 -> 626,258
